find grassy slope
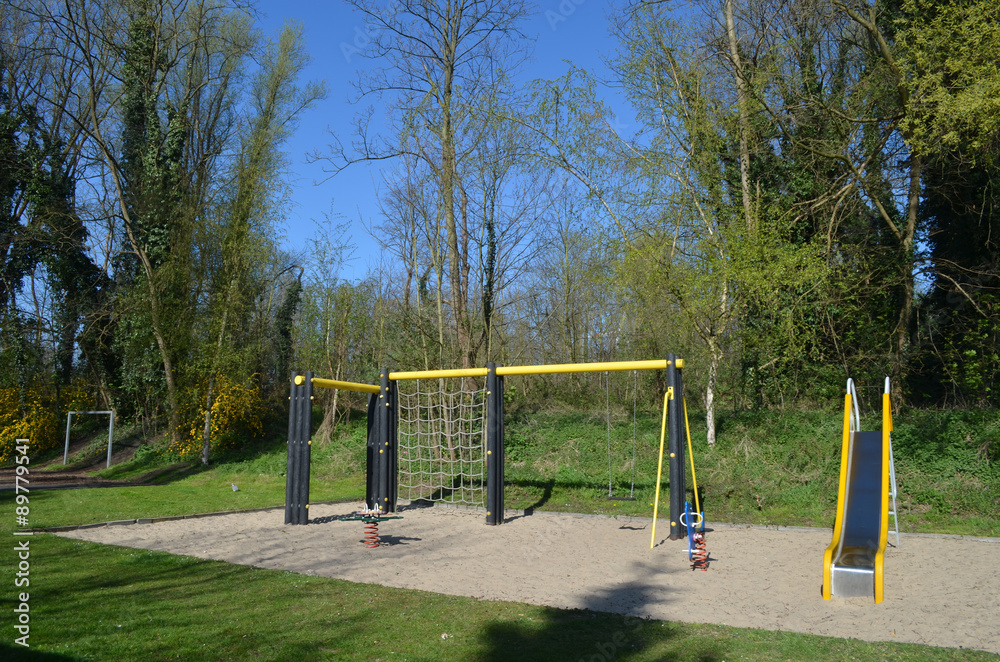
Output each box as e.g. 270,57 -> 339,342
26,404 -> 999,535
502,406 -> 1000,536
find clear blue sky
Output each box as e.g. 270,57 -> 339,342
255,0 -> 627,279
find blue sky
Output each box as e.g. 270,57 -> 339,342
255,0 -> 627,279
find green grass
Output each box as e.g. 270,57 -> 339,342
20,473 -> 365,530
0,519 -> 993,662
26,417 -> 369,529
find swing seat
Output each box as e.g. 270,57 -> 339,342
607,495 -> 636,501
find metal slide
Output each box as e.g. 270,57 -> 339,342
822,380 -> 891,603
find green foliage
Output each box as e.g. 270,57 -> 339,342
0,382 -> 94,462
898,0 -> 1000,162
893,410 -> 998,475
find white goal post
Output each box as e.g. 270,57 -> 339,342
63,410 -> 115,468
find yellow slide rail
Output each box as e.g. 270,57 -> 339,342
822,390 -> 854,600
875,388 -> 893,603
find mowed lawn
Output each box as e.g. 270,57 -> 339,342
1,474 -> 995,661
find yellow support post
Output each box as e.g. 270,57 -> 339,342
650,388 -> 672,549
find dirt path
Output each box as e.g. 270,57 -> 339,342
0,450 -> 192,491
54,501 -> 1000,655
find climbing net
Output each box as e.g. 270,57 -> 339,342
396,377 -> 487,506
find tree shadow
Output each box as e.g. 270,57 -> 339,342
421,475 -> 487,503
0,643 -> 81,661
477,562 -> 727,661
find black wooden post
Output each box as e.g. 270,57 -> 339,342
285,371 -> 313,525
385,373 -> 398,512
365,386 -> 377,511
667,356 -> 686,540
367,368 -> 398,513
486,363 -> 505,525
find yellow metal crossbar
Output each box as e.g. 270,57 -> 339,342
295,374 -> 381,394
388,368 -> 490,380
497,359 -> 672,376
306,359 -> 681,389
387,359 -> 677,381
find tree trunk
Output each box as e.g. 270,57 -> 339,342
725,0 -> 754,233
705,336 -> 721,446
146,277 -> 182,445
895,152 -> 922,390
440,10 -> 470,367
201,374 -> 215,465
201,286 -> 233,465
460,182 -> 472,367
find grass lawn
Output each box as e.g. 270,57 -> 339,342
0,519 -> 994,662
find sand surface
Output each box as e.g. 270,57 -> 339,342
55,502 -> 1000,654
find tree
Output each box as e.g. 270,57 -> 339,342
899,0 -> 1000,405
604,3 -> 846,439
317,0 -> 531,368
197,21 -> 325,464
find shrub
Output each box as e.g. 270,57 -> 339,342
0,383 -> 93,463
167,374 -> 268,460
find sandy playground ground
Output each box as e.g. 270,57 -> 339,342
55,501 -> 1000,654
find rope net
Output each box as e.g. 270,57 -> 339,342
397,377 -> 487,506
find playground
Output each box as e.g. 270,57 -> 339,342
32,357 -> 1000,656
56,500 -> 1000,654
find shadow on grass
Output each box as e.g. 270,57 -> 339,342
22,537 -> 367,660
0,643 -> 82,661
478,569 -> 726,662
510,477 -> 555,513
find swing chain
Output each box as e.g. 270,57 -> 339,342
607,369 -> 638,501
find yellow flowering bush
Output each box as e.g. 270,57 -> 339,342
0,383 -> 93,463
169,374 -> 267,459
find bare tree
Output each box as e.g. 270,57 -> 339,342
315,0 -> 530,367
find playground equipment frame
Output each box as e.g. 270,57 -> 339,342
285,354 -> 688,536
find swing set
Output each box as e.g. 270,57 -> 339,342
285,353 -> 709,566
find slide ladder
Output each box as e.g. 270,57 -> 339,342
822,377 -> 899,603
